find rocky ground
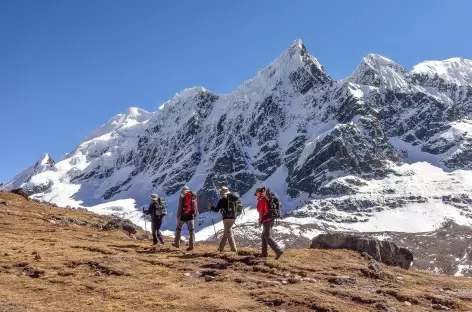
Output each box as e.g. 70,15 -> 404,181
1,192 -> 472,312
216,220 -> 472,278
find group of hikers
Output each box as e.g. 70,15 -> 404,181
143,185 -> 284,259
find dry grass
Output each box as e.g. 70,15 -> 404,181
1,192 -> 472,312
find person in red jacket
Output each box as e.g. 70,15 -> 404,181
255,187 -> 283,259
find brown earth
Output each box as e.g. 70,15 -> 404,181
1,192 -> 472,312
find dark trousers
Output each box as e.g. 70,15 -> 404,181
261,220 -> 282,256
151,215 -> 165,244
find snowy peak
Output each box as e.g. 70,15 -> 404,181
411,57 -> 472,87
0,153 -> 55,191
347,53 -> 408,90
241,40 -> 331,95
34,153 -> 55,170
82,107 -> 153,143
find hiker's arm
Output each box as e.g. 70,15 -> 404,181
143,204 -> 152,215
210,199 -> 222,212
177,197 -> 182,219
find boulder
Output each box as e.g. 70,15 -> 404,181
10,188 -> 30,200
310,233 -> 413,269
103,217 -> 140,236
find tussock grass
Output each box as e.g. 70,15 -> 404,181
1,191 -> 472,312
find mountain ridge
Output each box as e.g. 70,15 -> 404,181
2,40 -> 472,253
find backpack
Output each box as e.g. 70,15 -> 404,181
182,192 -> 198,216
265,189 -> 281,220
155,197 -> 167,216
223,194 -> 243,219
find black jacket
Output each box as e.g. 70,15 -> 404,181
210,193 -> 239,219
146,202 -> 162,220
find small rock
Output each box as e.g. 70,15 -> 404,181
404,301 -> 412,306
34,254 -> 41,261
432,304 -> 449,311
0,201 -> 8,206
396,276 -> 404,280
4,253 -> 10,256
287,278 -> 299,284
374,302 -> 397,312
205,276 -> 215,282
328,276 -> 357,285
49,220 -> 56,224
281,280 -> 288,285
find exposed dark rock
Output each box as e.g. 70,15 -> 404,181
310,233 -> 413,269
103,217 -> 140,236
10,189 -> 29,200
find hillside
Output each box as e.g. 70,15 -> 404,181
1,192 -> 472,312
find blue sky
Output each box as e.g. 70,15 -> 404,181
1,0 -> 471,182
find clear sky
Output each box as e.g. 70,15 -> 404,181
1,0 -> 471,182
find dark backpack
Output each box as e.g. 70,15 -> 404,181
155,197 -> 167,216
223,194 -> 243,219
265,189 -> 281,220
182,192 -> 198,216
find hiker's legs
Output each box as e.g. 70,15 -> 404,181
225,219 -> 237,252
261,224 -> 268,257
151,218 -> 158,244
155,216 -> 165,244
262,221 -> 282,255
186,220 -> 195,249
174,219 -> 184,247
218,219 -> 229,251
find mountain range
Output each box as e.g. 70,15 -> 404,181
2,39 -> 472,274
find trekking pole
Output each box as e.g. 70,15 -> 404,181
142,207 -> 148,238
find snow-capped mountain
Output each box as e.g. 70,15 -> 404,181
2,153 -> 55,192
2,40 -> 472,246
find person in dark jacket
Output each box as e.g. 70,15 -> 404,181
144,194 -> 165,245
255,187 -> 283,259
207,186 -> 239,253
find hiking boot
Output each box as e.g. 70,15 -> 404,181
230,249 -> 237,253
186,247 -> 194,252
275,250 -> 284,260
172,242 -> 179,248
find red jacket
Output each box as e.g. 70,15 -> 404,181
256,197 -> 271,224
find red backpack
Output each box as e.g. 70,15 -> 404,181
182,192 -> 198,216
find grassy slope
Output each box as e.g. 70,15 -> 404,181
1,192 -> 472,312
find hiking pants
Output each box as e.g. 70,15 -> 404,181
151,215 -> 165,245
261,220 -> 282,257
174,218 -> 195,248
219,218 -> 237,252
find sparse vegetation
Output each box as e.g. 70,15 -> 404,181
1,191 -> 472,311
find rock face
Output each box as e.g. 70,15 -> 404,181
310,233 -> 414,269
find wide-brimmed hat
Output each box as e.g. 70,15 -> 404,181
150,194 -> 158,201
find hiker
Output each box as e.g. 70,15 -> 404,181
173,186 -> 198,251
143,194 -> 167,245
207,186 -> 242,253
255,187 -> 284,259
